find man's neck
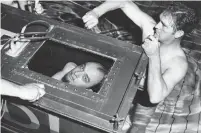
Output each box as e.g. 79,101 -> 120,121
160,39 -> 182,58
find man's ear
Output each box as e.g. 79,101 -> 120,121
174,30 -> 184,38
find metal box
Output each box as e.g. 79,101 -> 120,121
1,4 -> 144,133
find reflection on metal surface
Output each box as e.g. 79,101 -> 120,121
5,40 -> 30,57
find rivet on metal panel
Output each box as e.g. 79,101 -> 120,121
113,72 -> 116,75
56,82 -> 59,85
65,85 -> 68,88
74,88 -> 77,91
96,97 -> 100,102
83,92 -> 87,96
88,46 -> 93,50
102,90 -> 107,95
47,79 -> 50,82
30,73 -> 34,77
110,78 -> 113,81
99,98 -> 104,102
105,78 -> 108,81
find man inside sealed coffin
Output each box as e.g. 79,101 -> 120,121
52,62 -> 106,88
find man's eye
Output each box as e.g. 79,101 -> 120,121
83,75 -> 89,83
80,65 -> 84,70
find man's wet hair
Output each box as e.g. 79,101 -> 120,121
163,2 -> 199,34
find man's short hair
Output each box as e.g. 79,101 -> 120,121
163,2 -> 199,34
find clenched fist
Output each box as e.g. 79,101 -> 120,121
82,10 -> 99,29
19,83 -> 46,102
142,35 -> 160,58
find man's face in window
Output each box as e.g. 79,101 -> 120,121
64,62 -> 105,88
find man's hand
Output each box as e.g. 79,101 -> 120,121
82,10 -> 99,29
142,35 -> 160,58
19,83 -> 45,102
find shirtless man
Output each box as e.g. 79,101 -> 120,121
82,1 -> 198,132
52,62 -> 106,88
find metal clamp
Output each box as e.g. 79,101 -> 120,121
110,114 -> 124,131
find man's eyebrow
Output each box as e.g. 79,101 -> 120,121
81,63 -> 86,70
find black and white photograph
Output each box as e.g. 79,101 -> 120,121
1,0 -> 201,133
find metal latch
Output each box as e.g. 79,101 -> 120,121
110,114 -> 124,131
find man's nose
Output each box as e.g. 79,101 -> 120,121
155,22 -> 162,30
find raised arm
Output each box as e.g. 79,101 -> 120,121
82,0 -> 125,29
82,0 -> 156,40
120,1 -> 156,40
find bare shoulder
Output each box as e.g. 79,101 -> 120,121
169,55 -> 188,74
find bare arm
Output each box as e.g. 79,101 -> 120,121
142,36 -> 188,103
121,1 -> 156,40
83,0 -> 156,40
52,62 -> 76,80
147,56 -> 188,103
91,0 -> 126,18
52,71 -> 67,80
0,79 -> 45,101
1,79 -> 21,97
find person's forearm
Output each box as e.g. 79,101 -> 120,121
1,79 -> 21,97
147,55 -> 168,103
121,1 -> 155,30
52,71 -> 65,80
93,0 -> 126,17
